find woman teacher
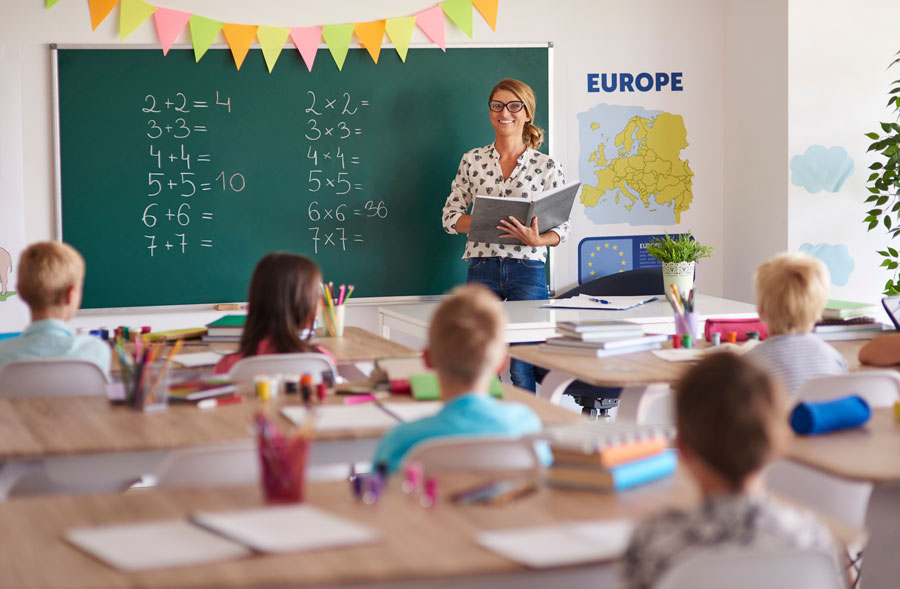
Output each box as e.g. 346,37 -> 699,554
441,78 -> 568,392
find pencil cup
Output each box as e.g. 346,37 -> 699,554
257,435 -> 311,504
674,311 -> 700,340
322,304 -> 345,337
124,360 -> 169,412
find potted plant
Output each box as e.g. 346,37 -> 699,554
646,232 -> 714,296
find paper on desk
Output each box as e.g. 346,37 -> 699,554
541,295 -> 659,310
477,519 -> 635,568
380,401 -> 443,422
280,404 -> 399,430
172,351 -> 223,367
66,520 -> 251,572
191,505 -> 380,554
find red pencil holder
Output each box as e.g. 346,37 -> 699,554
257,435 -> 311,504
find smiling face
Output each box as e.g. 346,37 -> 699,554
489,88 -> 530,142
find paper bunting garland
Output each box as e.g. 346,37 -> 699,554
440,0 -> 473,39
415,6 -> 446,52
88,0 -> 118,31
472,0 -> 498,31
322,24 -> 355,71
290,27 -> 322,72
153,8 -> 190,56
257,26 -> 290,73
119,0 -> 156,40
189,15 -> 223,62
384,17 -> 416,63
354,20 -> 386,64
60,0 -> 501,71
222,24 -> 257,70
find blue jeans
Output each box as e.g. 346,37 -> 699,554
466,257 -> 548,392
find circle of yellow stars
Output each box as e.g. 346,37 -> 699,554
587,243 -> 626,276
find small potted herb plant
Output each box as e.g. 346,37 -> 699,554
646,232 -> 714,295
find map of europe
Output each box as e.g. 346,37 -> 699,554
578,104 -> 694,225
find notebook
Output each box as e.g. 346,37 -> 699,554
280,404 -> 399,431
476,519 -> 634,568
467,182 -> 581,245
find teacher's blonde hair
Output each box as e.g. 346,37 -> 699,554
490,78 -> 543,150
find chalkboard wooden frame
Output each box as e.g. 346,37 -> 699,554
52,43 -> 554,311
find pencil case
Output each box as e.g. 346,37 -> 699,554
703,318 -> 768,342
790,395 -> 871,435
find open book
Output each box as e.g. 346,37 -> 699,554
467,181 -> 581,245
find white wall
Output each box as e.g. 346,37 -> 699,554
788,0 -> 900,304
3,0 -> 735,331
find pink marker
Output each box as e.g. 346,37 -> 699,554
338,284 -> 346,306
344,393 -> 376,405
402,462 -> 423,494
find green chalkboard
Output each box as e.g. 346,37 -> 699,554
55,46 -> 550,308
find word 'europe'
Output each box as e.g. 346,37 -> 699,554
587,72 -> 684,93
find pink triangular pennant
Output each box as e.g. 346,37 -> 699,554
415,6 -> 446,52
290,26 -> 322,72
153,7 -> 191,56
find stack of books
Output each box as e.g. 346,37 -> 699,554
538,421 -> 677,492
203,315 -> 246,343
814,300 -> 889,341
542,321 -> 668,357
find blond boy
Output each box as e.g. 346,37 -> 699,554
744,253 -> 847,396
371,284 -> 548,473
0,242 -> 109,377
621,353 -> 838,589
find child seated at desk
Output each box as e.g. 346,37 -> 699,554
0,241 -> 109,377
214,252 -> 335,374
621,353 -> 839,589
745,253 -> 847,397
371,284 -> 549,473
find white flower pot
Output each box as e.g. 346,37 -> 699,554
662,261 -> 695,297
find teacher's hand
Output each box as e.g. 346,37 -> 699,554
497,216 -> 560,247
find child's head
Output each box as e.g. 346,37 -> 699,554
17,241 -> 86,320
755,253 -> 830,335
240,252 -> 322,356
675,353 -> 787,493
427,284 -> 506,389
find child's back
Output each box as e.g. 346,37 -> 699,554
745,253 -> 847,397
620,353 -> 838,589
0,242 -> 109,377
371,284 -> 547,473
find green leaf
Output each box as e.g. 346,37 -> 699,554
869,220 -> 880,230
887,216 -> 893,230
889,261 -> 898,269
882,259 -> 892,267
878,196 -> 890,205
889,247 -> 898,256
878,250 -> 890,256
882,122 -> 894,133
866,132 -> 881,140
871,162 -> 884,170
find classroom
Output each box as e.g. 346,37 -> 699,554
1,0 -> 900,587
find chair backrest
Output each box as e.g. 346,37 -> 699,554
555,268 -> 664,299
227,352 -> 338,383
655,548 -> 846,589
401,436 -> 540,476
155,441 -> 259,489
797,370 -> 900,408
0,358 -> 108,398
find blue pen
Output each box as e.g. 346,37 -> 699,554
588,297 -> 611,304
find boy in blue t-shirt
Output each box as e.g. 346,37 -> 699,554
0,242 -> 109,378
372,284 -> 547,473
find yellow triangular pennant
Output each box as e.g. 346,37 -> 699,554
257,26 -> 290,73
385,17 -> 416,62
119,0 -> 156,40
322,24 -> 355,71
189,15 -> 223,62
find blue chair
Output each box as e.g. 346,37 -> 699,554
549,268 -> 665,418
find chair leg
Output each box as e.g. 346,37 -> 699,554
536,370 -> 575,405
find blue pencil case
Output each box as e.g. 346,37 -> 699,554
790,395 -> 871,435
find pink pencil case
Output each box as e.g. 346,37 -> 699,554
704,318 -> 768,342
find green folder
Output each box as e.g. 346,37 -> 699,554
409,373 -> 504,400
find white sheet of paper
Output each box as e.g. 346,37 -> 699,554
66,520 -> 250,572
191,505 -> 380,554
280,404 -> 399,431
476,519 -> 635,568
380,401 -> 443,422
651,341 -> 756,363
173,352 -> 223,367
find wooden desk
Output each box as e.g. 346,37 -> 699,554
785,407 -> 900,588
378,295 -> 758,344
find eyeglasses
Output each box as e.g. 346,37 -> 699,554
489,100 -> 526,113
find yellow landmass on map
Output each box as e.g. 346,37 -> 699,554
580,113 -> 693,222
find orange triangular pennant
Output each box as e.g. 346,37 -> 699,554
354,20 -> 386,64
472,0 -> 499,31
89,0 -> 119,31
223,23 -> 258,70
